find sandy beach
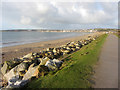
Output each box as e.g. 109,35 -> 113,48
0,32 -> 103,88
1,32 -> 102,63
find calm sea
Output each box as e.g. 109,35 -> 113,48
1,31 -> 91,47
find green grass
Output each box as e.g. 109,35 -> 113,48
24,34 -> 108,88
114,33 -> 120,38
114,31 -> 120,38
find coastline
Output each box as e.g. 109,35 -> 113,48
2,32 -> 102,62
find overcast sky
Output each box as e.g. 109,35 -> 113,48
0,0 -> 119,30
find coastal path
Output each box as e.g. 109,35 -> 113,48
94,34 -> 118,88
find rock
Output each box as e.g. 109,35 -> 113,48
22,64 -> 39,81
14,80 -> 28,87
84,41 -> 88,45
44,53 -> 48,56
19,70 -> 26,76
32,59 -> 41,66
13,58 -> 23,62
4,62 -> 29,83
66,42 -> 71,45
47,51 -> 53,55
10,61 -> 21,69
4,68 -> 19,82
37,65 -> 49,77
39,53 -> 44,58
1,61 -> 9,75
0,63 -> 4,67
23,53 -> 33,59
39,57 -> 50,65
23,59 -> 32,63
53,52 -> 58,56
1,60 -> 21,75
5,65 -> 48,88
33,53 -> 41,58
62,50 -> 71,55
75,43 -> 82,47
47,54 -> 54,59
45,62 -> 57,71
6,80 -> 28,88
14,62 -> 29,72
8,75 -> 20,85
53,48 -> 57,53
66,47 -> 71,50
1,79 -> 8,88
34,53 -> 41,58
32,53 -> 37,56
70,42 -> 75,44
45,59 -> 63,70
76,46 -> 80,49
46,48 -> 53,51
71,48 -> 76,52
52,59 -> 63,68
93,38 -> 96,40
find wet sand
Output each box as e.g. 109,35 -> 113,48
94,34 -> 118,88
1,32 -> 102,62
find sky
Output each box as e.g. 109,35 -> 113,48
0,0 -> 119,30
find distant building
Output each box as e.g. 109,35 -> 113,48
90,30 -> 93,32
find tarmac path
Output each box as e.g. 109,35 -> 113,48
94,34 -> 118,88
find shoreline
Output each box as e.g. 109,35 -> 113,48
1,32 -> 90,48
2,32 -> 102,62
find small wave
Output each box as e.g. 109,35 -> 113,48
3,41 -> 20,45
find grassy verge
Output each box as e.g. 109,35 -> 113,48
114,31 -> 120,38
114,33 -> 120,38
24,34 -> 108,88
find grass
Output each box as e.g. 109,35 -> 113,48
114,31 -> 120,38
114,33 -> 120,38
24,34 -> 108,88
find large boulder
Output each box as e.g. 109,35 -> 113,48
5,64 -> 49,88
76,46 -> 80,49
22,63 -> 49,80
45,59 -> 63,70
23,59 -> 33,64
4,67 -> 19,82
6,80 -> 28,88
46,48 -> 53,51
14,62 -> 29,72
1,61 -> 9,75
4,63 -> 39,88
22,64 -> 39,81
53,48 -> 57,53
45,61 -> 57,71
37,65 -> 49,77
1,61 -> 21,75
4,62 -> 29,83
23,53 -> 33,59
19,70 -> 26,77
64,50 -> 71,54
71,48 -> 76,52
52,59 -> 63,68
39,57 -> 50,65
3,60 -> 36,88
47,54 -> 54,59
13,58 -> 23,63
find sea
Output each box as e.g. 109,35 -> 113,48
1,31 -> 91,47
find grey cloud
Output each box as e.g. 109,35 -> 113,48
1,2 -> 118,30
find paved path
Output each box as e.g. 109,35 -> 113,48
94,34 -> 118,88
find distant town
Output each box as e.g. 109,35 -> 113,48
1,28 -> 118,32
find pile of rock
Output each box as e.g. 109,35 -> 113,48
1,58 -> 62,88
0,35 -> 98,88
